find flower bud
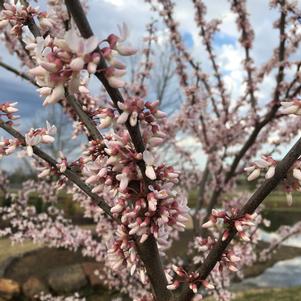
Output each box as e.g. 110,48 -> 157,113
70,57 -> 85,72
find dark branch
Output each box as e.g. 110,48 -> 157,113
0,61 -> 38,87
65,94 -> 103,141
179,134 -> 301,300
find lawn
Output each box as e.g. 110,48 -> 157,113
232,287 -> 301,301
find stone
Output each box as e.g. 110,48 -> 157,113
47,264 -> 87,294
81,262 -> 103,287
0,278 -> 20,300
22,276 -> 48,299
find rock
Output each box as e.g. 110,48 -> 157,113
22,277 -> 48,299
47,264 -> 87,294
81,262 -> 103,287
0,278 -> 20,300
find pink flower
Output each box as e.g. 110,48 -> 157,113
143,150 -> 156,180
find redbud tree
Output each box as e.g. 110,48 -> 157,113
0,0 -> 301,300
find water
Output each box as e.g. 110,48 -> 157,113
260,230 -> 301,248
241,256 -> 301,288
235,231 -> 301,290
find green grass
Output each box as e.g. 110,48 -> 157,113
232,287 -> 301,301
188,188 -> 301,210
0,239 -> 41,264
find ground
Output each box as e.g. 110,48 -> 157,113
232,287 -> 301,301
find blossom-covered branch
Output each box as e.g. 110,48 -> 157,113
0,120 -> 112,217
179,134 -> 301,300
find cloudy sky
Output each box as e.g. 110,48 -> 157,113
0,0 -> 300,171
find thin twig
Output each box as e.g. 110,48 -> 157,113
0,61 -> 38,87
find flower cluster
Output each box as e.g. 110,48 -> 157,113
281,99 -> 301,115
218,250 -> 241,273
25,121 -> 56,156
106,224 -> 148,285
81,96 -> 188,274
0,101 -> 19,122
84,133 -> 188,244
166,265 -> 214,295
0,1 -> 53,35
202,209 -> 256,242
98,98 -> 167,147
28,28 -> 100,105
244,155 -> 277,181
245,156 -> 301,205
0,138 -> 21,158
101,23 -> 137,88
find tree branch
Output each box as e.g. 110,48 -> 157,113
65,94 -> 103,141
179,134 -> 301,300
0,61 -> 38,87
64,1 -> 173,300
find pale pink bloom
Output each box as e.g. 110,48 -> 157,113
229,254 -> 240,262
117,111 -> 130,124
140,233 -> 149,243
201,280 -> 214,289
64,28 -> 99,60
107,76 -> 125,88
39,17 -> 53,30
111,203 -> 124,214
247,168 -> 261,181
43,85 -> 65,105
5,102 -> 18,113
265,166 -> 276,179
99,116 -> 113,129
78,85 -> 90,94
0,19 -> 9,29
293,168 -> 301,181
228,263 -> 239,272
281,100 -> 301,115
222,230 -> 230,241
38,169 -> 50,178
286,192 -> 293,206
239,231 -> 250,241
189,283 -> 198,293
37,87 -> 52,96
115,23 -> 137,56
70,57 -> 85,72
143,150 -> 156,180
139,269 -> 146,284
234,220 -> 243,232
130,111 -> 138,127
29,66 -> 48,77
202,220 -> 214,228
85,174 -> 99,185
116,172 -> 129,191
167,280 -> 180,290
